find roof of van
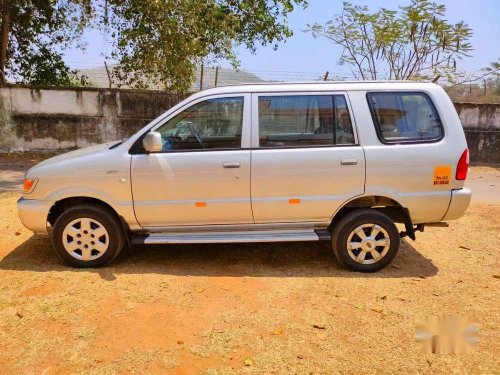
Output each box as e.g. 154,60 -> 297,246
191,80 -> 441,96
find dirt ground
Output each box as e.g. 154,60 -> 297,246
0,154 -> 499,374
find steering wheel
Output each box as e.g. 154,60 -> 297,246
186,122 -> 206,148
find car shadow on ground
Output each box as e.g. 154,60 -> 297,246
0,235 -> 438,279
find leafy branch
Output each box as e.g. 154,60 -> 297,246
305,0 -> 473,81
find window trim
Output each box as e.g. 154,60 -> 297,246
252,91 -> 359,149
129,93 -> 249,154
366,90 -> 445,145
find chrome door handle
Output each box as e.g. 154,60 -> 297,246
223,161 -> 241,169
340,158 -> 358,166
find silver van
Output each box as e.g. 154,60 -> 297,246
17,82 -> 471,272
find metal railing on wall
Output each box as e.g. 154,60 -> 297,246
36,61 -> 357,91
7,60 -> 500,104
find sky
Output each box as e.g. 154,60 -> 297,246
63,0 -> 500,80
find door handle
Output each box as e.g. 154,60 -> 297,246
340,158 -> 358,166
223,161 -> 241,169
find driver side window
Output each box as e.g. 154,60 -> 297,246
156,97 -> 244,151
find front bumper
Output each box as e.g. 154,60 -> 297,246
17,197 -> 52,234
442,187 -> 472,221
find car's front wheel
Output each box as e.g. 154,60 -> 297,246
331,208 -> 400,272
52,204 -> 125,268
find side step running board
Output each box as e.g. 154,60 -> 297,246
132,229 -> 331,245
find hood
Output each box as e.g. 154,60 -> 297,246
34,141 -> 121,168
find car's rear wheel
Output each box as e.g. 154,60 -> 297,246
52,204 -> 125,268
331,209 -> 400,272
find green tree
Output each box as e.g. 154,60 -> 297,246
482,58 -> 500,78
0,0 -> 92,86
306,0 -> 473,81
476,58 -> 499,95
0,0 -> 307,90
101,0 -> 306,91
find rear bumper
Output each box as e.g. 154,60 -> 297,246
442,188 -> 472,221
17,197 -> 51,234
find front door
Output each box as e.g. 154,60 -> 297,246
250,92 -> 365,223
131,94 -> 253,228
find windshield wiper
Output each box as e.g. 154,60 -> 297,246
109,138 -> 128,149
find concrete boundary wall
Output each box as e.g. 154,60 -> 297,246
0,86 -> 498,164
0,87 -> 188,151
453,102 -> 500,130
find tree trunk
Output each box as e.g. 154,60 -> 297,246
0,0 -> 11,85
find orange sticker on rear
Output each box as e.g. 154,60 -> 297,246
289,198 -> 301,204
433,166 -> 452,185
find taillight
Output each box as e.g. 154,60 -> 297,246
456,148 -> 469,180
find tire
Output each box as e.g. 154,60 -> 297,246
331,208 -> 400,272
52,204 -> 125,268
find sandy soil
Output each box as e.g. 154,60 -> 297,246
0,154 -> 499,374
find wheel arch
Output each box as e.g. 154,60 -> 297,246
47,196 -> 128,231
328,195 -> 415,240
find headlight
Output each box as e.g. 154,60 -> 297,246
23,178 -> 38,193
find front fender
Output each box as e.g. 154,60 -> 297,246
45,186 -> 139,230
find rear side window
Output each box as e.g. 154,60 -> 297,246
258,95 -> 355,148
367,92 -> 443,143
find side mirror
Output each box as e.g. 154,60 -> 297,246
143,131 -> 163,152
